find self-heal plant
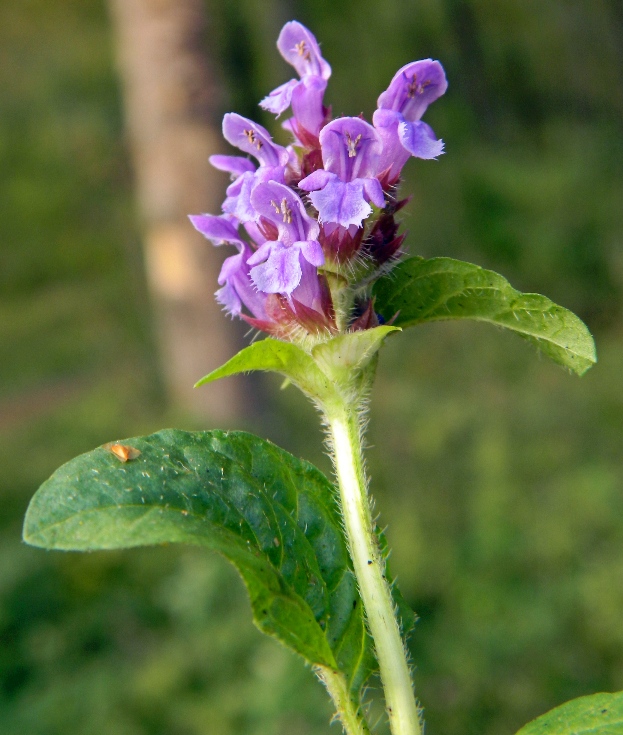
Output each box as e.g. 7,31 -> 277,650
23,20 -> 622,735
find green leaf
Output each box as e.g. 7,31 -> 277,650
373,257 -> 596,375
514,691 -> 623,735
194,329 -> 401,406
23,430 -> 376,706
195,339 -> 336,403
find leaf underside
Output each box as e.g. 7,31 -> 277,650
515,691 -> 623,735
23,430 -> 377,701
373,257 -> 596,375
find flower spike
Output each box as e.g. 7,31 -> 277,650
191,21 -> 446,341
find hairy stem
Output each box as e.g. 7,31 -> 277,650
316,666 -> 371,735
325,399 -> 422,735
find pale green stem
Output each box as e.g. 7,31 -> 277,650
325,400 -> 422,735
316,666 -> 371,735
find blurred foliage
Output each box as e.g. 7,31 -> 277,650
0,0 -> 622,734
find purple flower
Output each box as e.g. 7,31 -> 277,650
276,21 -> 331,81
222,166 -> 286,224
374,59 -> 447,183
208,155 -> 256,180
188,214 -> 267,319
222,113 -> 289,168
247,182 -> 325,312
190,20 -> 447,341
260,22 -> 331,144
299,117 -> 385,228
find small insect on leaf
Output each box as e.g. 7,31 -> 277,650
106,443 -> 141,462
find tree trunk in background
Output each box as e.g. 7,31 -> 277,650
108,0 -> 247,422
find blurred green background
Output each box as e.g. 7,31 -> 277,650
1,1 -> 622,733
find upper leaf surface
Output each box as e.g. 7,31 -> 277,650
514,691 -> 623,735
373,257 -> 596,375
23,430 -> 376,698
195,339 -> 336,402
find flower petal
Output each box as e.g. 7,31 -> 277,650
222,113 -> 289,168
222,166 -> 286,224
247,241 -> 274,266
215,281 -> 242,315
251,180 -> 319,244
377,59 -> 448,122
291,76 -> 328,138
298,169 -> 335,191
290,258 -> 323,313
277,21 -> 331,80
250,241 -> 302,294
319,117 -> 382,181
216,244 -> 268,320
308,177 -> 372,228
189,214 -> 244,248
372,108 -> 411,183
222,171 -> 257,222
259,79 -> 299,116
362,177 -> 385,208
209,155 -> 256,178
298,239 -> 325,267
399,119 -> 444,159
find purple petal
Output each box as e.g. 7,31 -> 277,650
222,170 -> 257,222
216,244 -> 268,319
222,166 -> 286,223
399,120 -> 444,159
260,79 -> 299,116
189,214 -> 245,248
215,280 -> 242,315
251,180 -> 319,244
377,60 -> 448,122
373,108 -> 411,182
291,76 -> 328,138
308,177 -> 373,228
209,155 -> 256,178
277,21 -> 331,81
222,113 -> 289,168
319,117 -> 382,182
298,169 -> 335,191
219,251 -> 247,282
298,239 -> 325,267
291,258 -> 323,313
362,177 -> 385,208
250,241 -> 302,294
247,241 -> 275,267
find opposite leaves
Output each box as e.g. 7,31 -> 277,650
373,257 -> 596,375
23,430 -> 376,712
195,326 -> 400,402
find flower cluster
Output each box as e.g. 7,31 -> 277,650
190,21 -> 447,343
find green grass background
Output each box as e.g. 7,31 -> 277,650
1,1 -> 622,733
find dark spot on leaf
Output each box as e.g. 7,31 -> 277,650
368,560 -> 372,565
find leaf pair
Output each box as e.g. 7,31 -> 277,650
23,255 -> 599,733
